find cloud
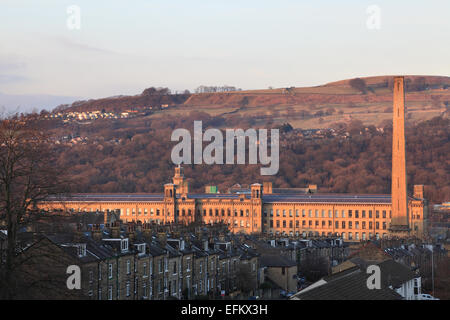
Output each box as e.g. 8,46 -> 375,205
0,74 -> 29,83
53,36 -> 122,56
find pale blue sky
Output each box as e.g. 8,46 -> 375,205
1,0 -> 449,101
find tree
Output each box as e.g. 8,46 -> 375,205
236,264 -> 254,296
349,78 -> 367,94
298,255 -> 329,282
0,119 -> 70,298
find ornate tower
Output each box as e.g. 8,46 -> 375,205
390,76 -> 410,235
173,165 -> 189,195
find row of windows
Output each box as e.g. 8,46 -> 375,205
202,208 -> 258,218
70,207 -> 421,221
264,209 -> 392,219
269,220 -> 388,230
269,230 -> 387,240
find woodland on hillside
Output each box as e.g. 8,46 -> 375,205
40,114 -> 450,204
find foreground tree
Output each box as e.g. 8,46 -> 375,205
0,119 -> 70,299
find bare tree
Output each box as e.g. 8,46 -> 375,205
0,119 -> 70,298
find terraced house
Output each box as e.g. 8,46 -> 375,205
14,221 -> 259,300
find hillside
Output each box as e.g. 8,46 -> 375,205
179,75 -> 450,129
56,75 -> 449,129
20,75 -> 449,205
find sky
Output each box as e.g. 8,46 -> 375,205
0,0 -> 449,110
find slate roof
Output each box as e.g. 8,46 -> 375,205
260,255 -> 297,268
43,192 -> 417,204
291,267 -> 402,300
378,259 -> 417,288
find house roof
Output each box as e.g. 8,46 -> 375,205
260,255 -> 296,268
291,268 -> 402,300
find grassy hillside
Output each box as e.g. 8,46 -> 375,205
55,75 -> 449,129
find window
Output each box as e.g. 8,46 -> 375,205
355,210 -> 359,218
335,210 -> 339,218
348,210 -> 353,218
77,244 -> 86,257
143,282 -> 147,298
143,263 -> 147,277
173,261 -> 177,275
296,210 -> 299,217
98,265 -> 102,280
98,288 -> 102,300
342,210 -> 346,218
276,210 -> 280,217
349,221 -> 352,229
108,286 -> 113,300
126,281 -> 131,296
376,211 -> 380,218
127,260 -> 131,274
108,263 -> 113,279
121,239 -> 129,252
362,210 -> 366,218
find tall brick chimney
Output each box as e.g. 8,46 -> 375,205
110,221 -> 121,238
390,76 -> 410,235
92,224 -> 102,241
